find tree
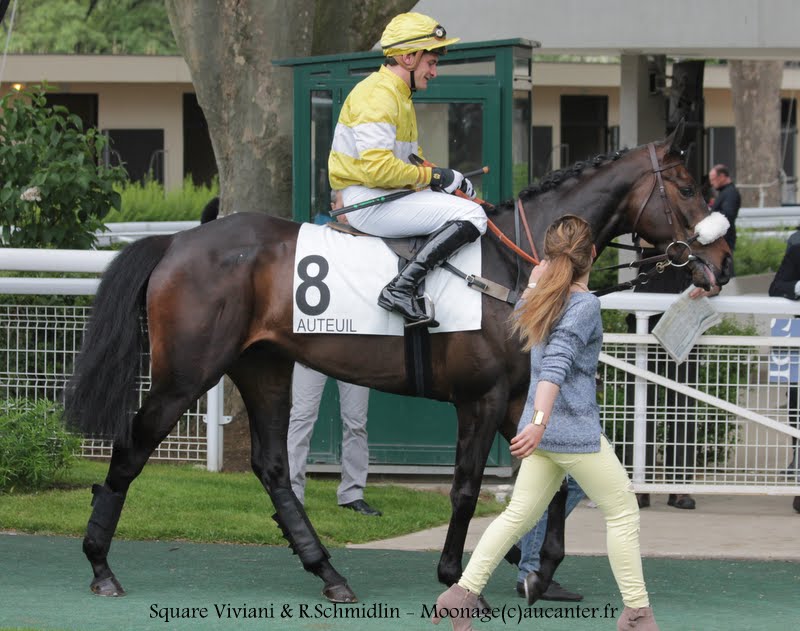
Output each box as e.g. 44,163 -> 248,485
164,0 -> 416,218
5,0 -> 177,55
728,60 -> 784,208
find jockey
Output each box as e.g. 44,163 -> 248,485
328,12 -> 488,327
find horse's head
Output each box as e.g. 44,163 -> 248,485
623,121 -> 733,292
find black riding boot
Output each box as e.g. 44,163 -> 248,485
378,220 -> 481,327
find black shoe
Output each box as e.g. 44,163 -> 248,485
636,493 -> 651,509
340,499 -> 382,517
516,579 -> 583,602
668,494 -> 696,510
793,496 -> 800,513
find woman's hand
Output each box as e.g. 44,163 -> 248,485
529,259 -> 548,285
510,423 -> 546,459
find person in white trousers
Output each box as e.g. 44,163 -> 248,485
287,363 -> 381,516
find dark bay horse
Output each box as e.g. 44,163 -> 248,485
64,123 -> 732,603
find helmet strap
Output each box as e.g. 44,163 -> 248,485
395,51 -> 425,92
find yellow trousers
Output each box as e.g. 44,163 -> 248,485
458,436 -> 649,608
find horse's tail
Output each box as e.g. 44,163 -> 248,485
63,235 -> 172,446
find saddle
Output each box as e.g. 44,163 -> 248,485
325,222 -> 517,304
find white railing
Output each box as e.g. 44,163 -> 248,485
736,206 -> 800,230
599,292 -> 800,495
0,248 -> 227,472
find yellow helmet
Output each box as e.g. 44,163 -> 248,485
381,12 -> 459,57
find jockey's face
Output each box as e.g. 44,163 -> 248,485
412,52 -> 440,90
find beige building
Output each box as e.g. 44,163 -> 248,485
3,53 -> 798,201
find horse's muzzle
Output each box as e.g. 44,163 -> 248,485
690,252 -> 732,290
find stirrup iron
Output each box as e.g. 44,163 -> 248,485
404,293 -> 437,328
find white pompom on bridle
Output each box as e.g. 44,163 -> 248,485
694,212 -> 730,245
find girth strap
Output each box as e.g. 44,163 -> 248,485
441,262 -> 518,304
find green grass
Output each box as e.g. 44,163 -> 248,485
0,459 -> 503,547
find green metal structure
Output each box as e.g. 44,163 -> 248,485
275,39 -> 535,471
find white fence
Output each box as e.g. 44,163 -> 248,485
2,247 -> 800,495
599,293 -> 800,496
0,248 -> 226,472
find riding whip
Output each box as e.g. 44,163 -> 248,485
330,166 -> 489,218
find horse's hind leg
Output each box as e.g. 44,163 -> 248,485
227,351 -> 356,603
83,383 -> 207,596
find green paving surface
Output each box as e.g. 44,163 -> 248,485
1,533 -> 798,630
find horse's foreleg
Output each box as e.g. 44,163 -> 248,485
229,357 -> 355,604
438,391 -> 508,586
523,479 -> 568,604
84,386 -> 200,596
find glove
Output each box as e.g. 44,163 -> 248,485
459,177 -> 476,199
430,167 -> 464,195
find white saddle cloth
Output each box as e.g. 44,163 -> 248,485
292,223 -> 482,335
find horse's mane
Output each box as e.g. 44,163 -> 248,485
492,148 -> 630,213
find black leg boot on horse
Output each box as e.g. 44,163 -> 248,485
378,220 -> 481,327
83,483 -> 127,596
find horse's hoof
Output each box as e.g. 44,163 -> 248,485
322,583 -> 357,603
523,571 -> 547,606
436,563 -> 461,587
90,576 -> 125,597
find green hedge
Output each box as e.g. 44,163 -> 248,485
104,177 -> 219,223
0,399 -> 81,492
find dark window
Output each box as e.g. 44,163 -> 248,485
560,95 -> 608,163
782,98 -> 798,204
781,98 -> 797,180
183,93 -> 217,186
44,93 -> 98,131
707,127 -> 736,177
531,126 -> 553,181
104,129 -> 164,185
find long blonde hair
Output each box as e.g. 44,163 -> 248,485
511,215 -> 594,350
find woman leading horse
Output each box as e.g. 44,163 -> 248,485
64,122 -> 731,603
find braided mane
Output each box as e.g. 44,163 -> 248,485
490,149 -> 630,213
519,149 -> 629,201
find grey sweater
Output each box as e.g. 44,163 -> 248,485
517,291 -> 603,453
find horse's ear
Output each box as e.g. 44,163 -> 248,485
663,118 -> 687,155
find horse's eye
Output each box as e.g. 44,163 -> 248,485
679,186 -> 695,198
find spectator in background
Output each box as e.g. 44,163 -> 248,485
768,227 -> 800,514
287,363 -> 381,516
708,164 -> 741,256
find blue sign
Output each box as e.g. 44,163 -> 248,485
769,318 -> 800,383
